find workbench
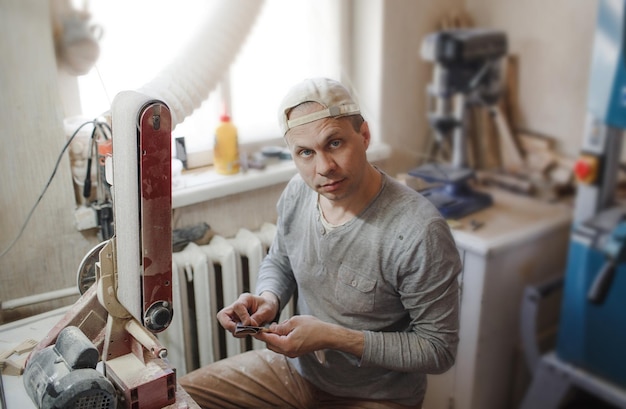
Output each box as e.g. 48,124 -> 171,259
0,307 -> 200,409
423,187 -> 572,409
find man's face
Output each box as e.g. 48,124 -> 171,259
285,104 -> 370,202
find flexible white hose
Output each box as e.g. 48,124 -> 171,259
0,1 -> 266,314
138,0 -> 266,128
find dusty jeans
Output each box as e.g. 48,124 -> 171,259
179,349 -> 422,409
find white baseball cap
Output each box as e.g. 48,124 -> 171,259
277,77 -> 361,136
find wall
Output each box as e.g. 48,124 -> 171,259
172,185 -> 285,239
466,0 -> 598,158
0,0 -> 100,323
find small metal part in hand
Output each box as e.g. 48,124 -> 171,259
234,323 -> 270,335
470,219 -> 484,231
314,350 -> 327,365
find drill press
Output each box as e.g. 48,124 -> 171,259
409,28 -> 508,219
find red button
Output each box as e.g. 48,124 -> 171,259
575,159 -> 591,179
574,155 -> 598,183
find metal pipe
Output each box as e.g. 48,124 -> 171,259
0,287 -> 79,310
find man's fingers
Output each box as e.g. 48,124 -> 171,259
231,302 -> 253,325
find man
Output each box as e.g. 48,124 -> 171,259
179,77 -> 462,408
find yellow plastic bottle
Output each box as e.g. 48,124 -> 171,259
213,113 -> 240,175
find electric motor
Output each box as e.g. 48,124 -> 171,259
23,326 -> 117,409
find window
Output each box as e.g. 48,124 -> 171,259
77,0 -> 343,156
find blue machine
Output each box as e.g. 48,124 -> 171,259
521,0 -> 626,407
557,209 -> 626,388
557,0 -> 626,383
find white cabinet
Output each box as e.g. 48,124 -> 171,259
424,188 -> 572,409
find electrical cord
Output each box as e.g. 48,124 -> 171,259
82,124 -> 99,199
0,119 -> 106,259
95,120 -> 112,139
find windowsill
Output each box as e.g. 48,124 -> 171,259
172,142 -> 392,208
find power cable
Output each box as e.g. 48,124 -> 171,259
0,120 -> 103,259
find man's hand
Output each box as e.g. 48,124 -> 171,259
255,315 -> 364,359
216,291 -> 279,337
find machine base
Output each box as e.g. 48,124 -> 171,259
521,352 -> 626,409
417,183 -> 492,219
106,353 -> 176,409
409,164 -> 492,219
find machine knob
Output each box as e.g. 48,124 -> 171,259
144,301 -> 173,332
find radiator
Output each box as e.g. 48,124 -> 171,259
160,222 -> 294,375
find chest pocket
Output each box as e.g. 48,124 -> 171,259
335,265 -> 377,313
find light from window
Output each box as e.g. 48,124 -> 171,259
77,0 -> 341,154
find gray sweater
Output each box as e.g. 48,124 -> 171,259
256,172 -> 461,406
